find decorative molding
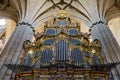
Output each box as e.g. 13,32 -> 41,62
17,22 -> 35,32
90,21 -> 106,28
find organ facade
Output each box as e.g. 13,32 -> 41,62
5,10 -> 118,80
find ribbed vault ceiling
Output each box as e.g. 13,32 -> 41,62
0,0 -> 120,27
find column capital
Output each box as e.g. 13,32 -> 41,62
16,22 -> 35,32
90,21 -> 107,29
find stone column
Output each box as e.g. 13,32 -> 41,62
0,22 -> 34,80
90,21 -> 120,80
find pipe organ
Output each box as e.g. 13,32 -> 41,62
5,10 -> 119,80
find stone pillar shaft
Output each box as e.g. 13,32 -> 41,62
0,23 -> 34,80
91,23 -> 120,80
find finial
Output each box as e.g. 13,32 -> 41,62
55,10 -> 69,19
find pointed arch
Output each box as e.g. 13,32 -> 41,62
92,54 -> 101,65
71,48 -> 84,66
56,40 -> 68,61
40,48 -> 53,65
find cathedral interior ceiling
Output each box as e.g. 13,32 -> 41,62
0,0 -> 120,27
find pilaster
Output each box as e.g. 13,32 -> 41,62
0,22 -> 34,80
91,21 -> 120,80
